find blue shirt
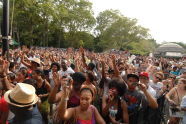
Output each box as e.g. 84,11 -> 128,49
9,105 -> 43,124
170,71 -> 180,76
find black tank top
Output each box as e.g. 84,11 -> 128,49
36,81 -> 48,102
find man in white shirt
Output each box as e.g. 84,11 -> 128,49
139,72 -> 156,98
60,60 -> 74,77
149,72 -> 164,98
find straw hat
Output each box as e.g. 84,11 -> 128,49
4,83 -> 38,107
29,57 -> 41,65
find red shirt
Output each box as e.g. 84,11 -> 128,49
0,96 -> 9,124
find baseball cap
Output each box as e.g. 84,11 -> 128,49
127,74 -> 139,81
139,72 -> 149,78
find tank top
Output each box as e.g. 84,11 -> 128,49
76,106 -> 96,124
68,93 -> 80,108
36,81 -> 48,102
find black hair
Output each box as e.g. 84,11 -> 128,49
19,68 -> 28,78
70,63 -> 75,70
23,79 -> 37,88
7,73 -> 16,81
127,74 -> 139,81
19,67 -> 28,71
43,70 -> 50,76
80,88 -> 94,97
9,62 -> 15,70
34,69 -> 43,76
108,78 -> 127,96
71,72 -> 86,85
108,68 -> 114,74
50,62 -> 60,71
86,71 -> 95,83
88,63 -> 95,70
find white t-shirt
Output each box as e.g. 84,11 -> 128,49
181,95 -> 186,124
181,95 -> 186,108
147,85 -> 157,98
149,80 -> 163,93
60,67 -> 75,76
49,71 -> 62,88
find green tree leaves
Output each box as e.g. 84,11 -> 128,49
0,0 -> 160,54
94,9 -> 155,54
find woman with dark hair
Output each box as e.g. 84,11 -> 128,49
102,78 -> 129,124
50,62 -> 61,72
57,84 -> 105,124
82,71 -> 97,99
49,62 -> 61,88
9,62 -> 16,74
15,68 -> 28,83
32,69 -> 51,124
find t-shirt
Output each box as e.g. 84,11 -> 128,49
9,105 -> 43,124
170,71 -> 180,76
0,96 -> 9,124
60,67 -> 75,76
147,85 -> 157,98
124,90 -> 148,124
181,95 -> 186,108
180,96 -> 186,124
149,80 -> 163,94
0,96 -> 9,113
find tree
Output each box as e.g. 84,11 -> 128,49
58,0 -> 96,47
0,0 -> 158,54
94,9 -> 155,54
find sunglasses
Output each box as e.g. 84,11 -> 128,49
156,76 -> 162,81
170,77 -> 176,79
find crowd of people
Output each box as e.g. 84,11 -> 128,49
0,46 -> 186,124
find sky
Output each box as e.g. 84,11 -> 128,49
90,0 -> 186,44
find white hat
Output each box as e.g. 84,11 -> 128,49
29,57 -> 41,65
4,83 -> 38,107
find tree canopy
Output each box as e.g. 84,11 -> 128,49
1,0 -> 181,55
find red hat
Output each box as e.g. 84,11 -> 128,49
139,72 -> 149,78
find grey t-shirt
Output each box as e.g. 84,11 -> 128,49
124,90 -> 148,124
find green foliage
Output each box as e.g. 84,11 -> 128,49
0,1 -> 159,54
94,9 -> 155,54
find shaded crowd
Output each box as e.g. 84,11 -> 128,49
0,46 -> 186,124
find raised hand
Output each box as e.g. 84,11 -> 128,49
138,83 -> 147,92
111,54 -> 116,61
0,58 -> 9,76
52,72 -> 60,87
79,47 -> 84,54
62,78 -> 71,99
